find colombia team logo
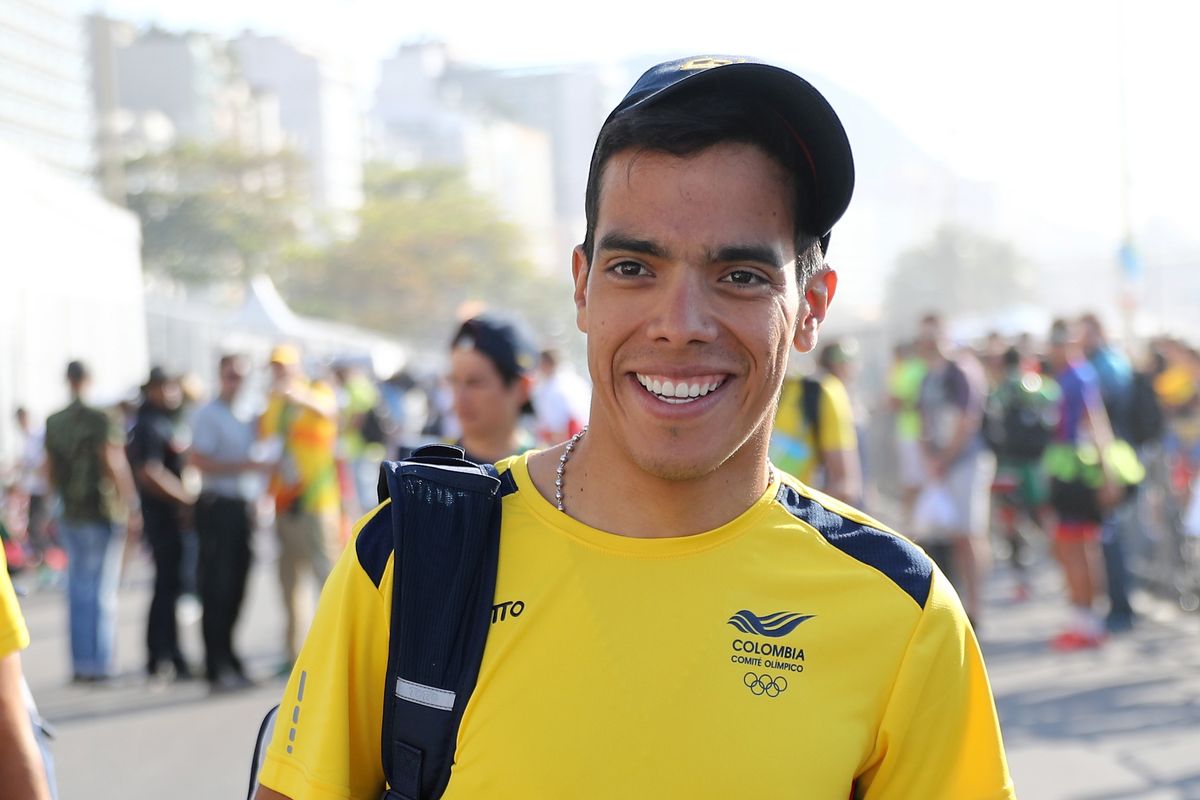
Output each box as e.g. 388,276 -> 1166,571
727,610 -> 814,638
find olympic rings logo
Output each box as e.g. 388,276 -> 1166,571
743,672 -> 788,698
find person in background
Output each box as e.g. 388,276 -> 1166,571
770,335 -> 862,504
259,345 -> 340,669
819,338 -> 869,505
189,355 -> 261,691
531,348 -> 591,447
0,542 -> 54,799
982,345 -> 1059,601
14,408 -> 51,572
331,362 -> 383,517
127,367 -> 195,680
44,361 -> 141,683
888,341 -> 927,523
915,313 -> 994,627
447,315 -> 538,464
1078,313 -> 1138,632
1042,320 -> 1141,649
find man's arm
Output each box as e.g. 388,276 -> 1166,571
189,450 -> 262,476
134,460 -> 194,507
281,383 -> 337,420
255,508 -> 390,799
102,442 -> 143,539
821,448 -> 862,505
0,653 -> 52,800
855,571 -> 1014,798
816,379 -> 862,503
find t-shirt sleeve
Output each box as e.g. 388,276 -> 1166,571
126,416 -> 164,469
258,506 -> 391,800
817,377 -> 858,454
0,548 -> 30,659
855,570 -> 1014,800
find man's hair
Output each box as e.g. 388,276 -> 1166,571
218,354 -> 245,373
583,85 -> 823,284
1078,312 -> 1104,336
1048,318 -> 1071,346
66,360 -> 88,384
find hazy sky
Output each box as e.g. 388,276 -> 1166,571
85,0 -> 1200,260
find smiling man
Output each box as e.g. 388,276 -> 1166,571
256,56 -> 1013,800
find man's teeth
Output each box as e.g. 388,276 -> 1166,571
635,374 -> 724,403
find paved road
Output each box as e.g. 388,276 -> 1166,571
15,528 -> 1200,799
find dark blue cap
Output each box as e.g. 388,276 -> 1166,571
602,55 -> 854,252
451,315 -> 538,382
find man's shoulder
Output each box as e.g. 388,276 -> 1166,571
351,502 -> 396,591
46,402 -> 107,439
772,477 -> 934,610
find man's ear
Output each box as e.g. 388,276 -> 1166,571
794,267 -> 838,353
572,245 -> 590,334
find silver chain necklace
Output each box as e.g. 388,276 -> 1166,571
555,425 -> 588,512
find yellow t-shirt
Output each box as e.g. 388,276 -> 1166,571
260,452 -> 1012,800
0,546 -> 31,659
260,382 -> 340,515
771,374 -> 859,485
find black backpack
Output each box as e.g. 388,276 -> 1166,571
249,443 -> 511,800
983,380 -> 1054,461
1126,371 -> 1165,446
799,376 -> 823,465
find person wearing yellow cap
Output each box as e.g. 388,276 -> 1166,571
258,345 -> 341,669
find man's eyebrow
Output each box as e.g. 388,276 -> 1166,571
596,233 -> 669,259
709,244 -> 789,271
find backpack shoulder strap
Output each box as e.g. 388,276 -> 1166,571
378,444 -> 516,800
800,377 -> 823,456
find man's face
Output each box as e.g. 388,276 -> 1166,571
448,347 -> 527,442
1079,320 -> 1102,354
220,361 -> 246,398
148,381 -> 181,411
269,361 -> 291,387
573,142 -> 816,482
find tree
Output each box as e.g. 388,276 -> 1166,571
123,143 -> 307,283
882,225 -> 1035,334
276,163 -> 574,348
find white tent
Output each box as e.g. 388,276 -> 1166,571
0,143 -> 147,463
145,275 -> 408,395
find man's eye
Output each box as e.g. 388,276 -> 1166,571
611,261 -> 649,277
723,269 -> 766,285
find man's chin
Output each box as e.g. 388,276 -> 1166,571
629,451 -> 722,483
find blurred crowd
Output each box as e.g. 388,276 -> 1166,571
1,313 -> 588,691
772,311 -> 1200,649
4,306 -> 1200,692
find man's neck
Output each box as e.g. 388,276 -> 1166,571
532,429 -> 772,539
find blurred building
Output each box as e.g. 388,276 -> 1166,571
88,21 -> 361,235
89,20 -> 284,169
143,274 -> 407,393
371,43 -> 609,271
0,0 -> 94,180
232,32 -> 364,236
